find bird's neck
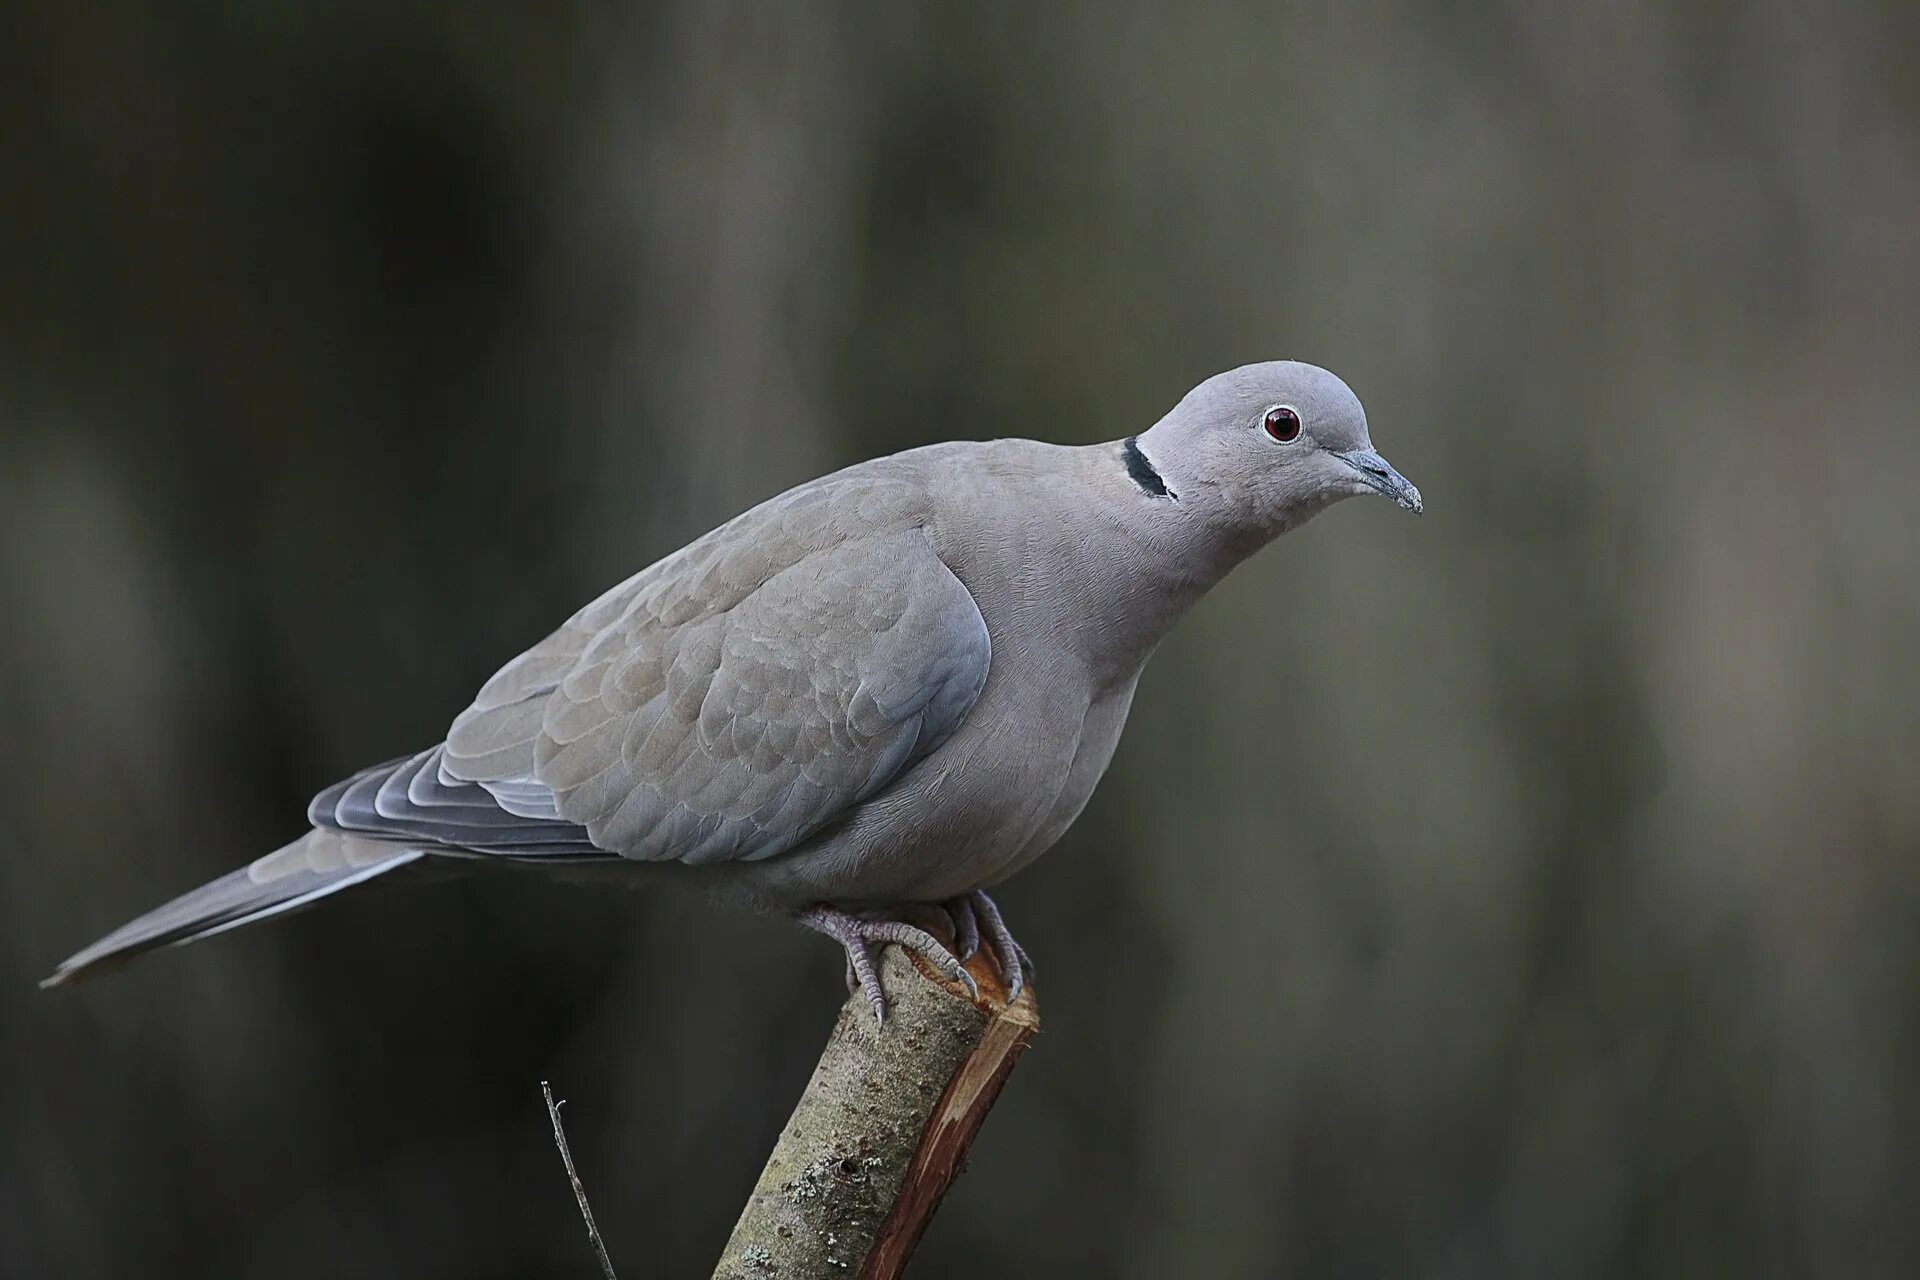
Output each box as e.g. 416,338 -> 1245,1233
1048,442 -> 1275,685
1101,439 -> 1271,578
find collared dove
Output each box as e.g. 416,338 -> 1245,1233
44,361 -> 1421,1017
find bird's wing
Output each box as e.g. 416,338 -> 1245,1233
426,473 -> 990,865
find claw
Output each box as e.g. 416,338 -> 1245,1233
797,905 -> 976,1022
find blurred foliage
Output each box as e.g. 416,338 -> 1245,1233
4,2 -> 1920,1277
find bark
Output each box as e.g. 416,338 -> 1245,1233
712,945 -> 1040,1279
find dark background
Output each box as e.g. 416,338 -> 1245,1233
6,3 -> 1920,1276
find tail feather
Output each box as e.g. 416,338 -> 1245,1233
42,831 -> 426,988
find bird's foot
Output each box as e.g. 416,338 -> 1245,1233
941,890 -> 1036,1004
797,904 -> 977,1024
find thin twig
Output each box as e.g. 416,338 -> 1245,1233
543,1080 -> 621,1280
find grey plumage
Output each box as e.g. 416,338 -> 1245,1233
44,833 -> 427,984
44,360 -> 1420,1002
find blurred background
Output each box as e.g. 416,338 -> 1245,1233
4,2 -> 1919,1276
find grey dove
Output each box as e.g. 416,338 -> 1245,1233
45,361 -> 1421,1017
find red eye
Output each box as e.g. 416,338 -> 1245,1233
1263,407 -> 1301,442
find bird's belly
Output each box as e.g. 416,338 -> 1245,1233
719,659 -> 1141,909
718,655 -> 1101,907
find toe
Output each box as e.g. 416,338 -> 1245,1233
968,891 -> 1035,1003
1015,942 -> 1036,988
866,920 -> 979,1000
946,897 -> 981,961
798,906 -> 892,1022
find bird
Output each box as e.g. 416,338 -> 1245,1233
43,360 -> 1421,1018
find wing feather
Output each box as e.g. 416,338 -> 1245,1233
436,471 -> 988,867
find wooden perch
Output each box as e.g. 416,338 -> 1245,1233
712,944 -> 1040,1279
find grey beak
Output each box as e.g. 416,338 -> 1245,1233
1337,449 -> 1423,514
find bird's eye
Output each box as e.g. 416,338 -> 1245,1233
1263,407 -> 1301,443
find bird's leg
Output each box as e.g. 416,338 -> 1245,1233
955,890 -> 1035,1003
796,905 -> 978,1024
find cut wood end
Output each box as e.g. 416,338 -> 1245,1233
907,948 -> 1041,1030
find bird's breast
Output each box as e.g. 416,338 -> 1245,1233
790,641 -> 1141,904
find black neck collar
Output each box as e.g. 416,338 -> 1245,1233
1122,437 -> 1175,500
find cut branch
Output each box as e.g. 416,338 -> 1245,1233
712,944 -> 1040,1279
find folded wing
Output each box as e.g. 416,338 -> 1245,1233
415,477 -> 990,865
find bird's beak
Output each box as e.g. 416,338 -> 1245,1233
1336,449 -> 1424,514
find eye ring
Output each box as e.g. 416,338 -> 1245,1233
1263,406 -> 1302,443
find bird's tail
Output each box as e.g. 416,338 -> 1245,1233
41,830 -> 428,988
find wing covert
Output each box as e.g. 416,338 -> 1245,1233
442,508 -> 988,867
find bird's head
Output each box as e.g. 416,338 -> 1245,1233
1128,361 -> 1422,536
